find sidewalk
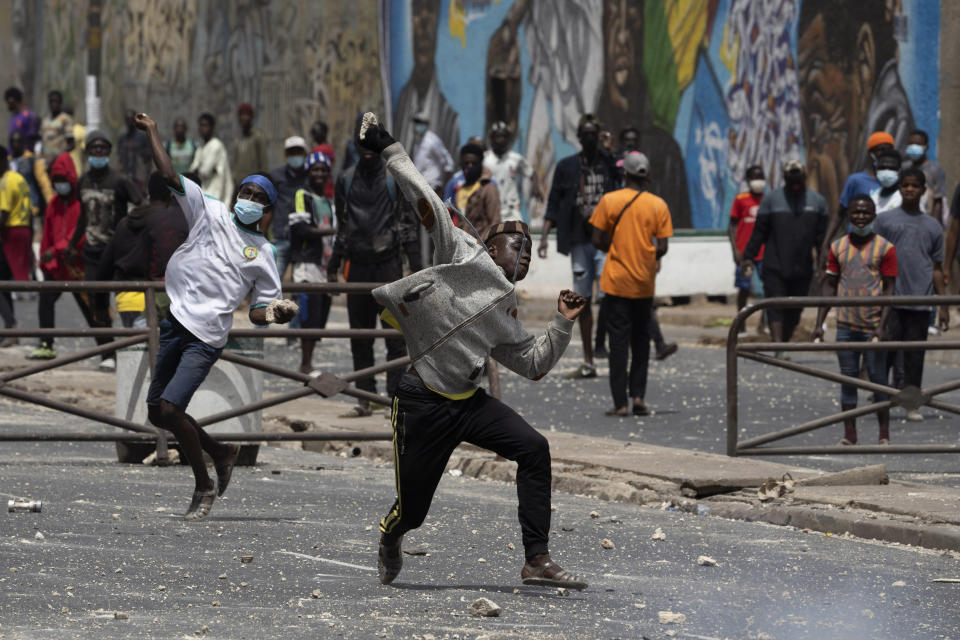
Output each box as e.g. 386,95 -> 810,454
2,328 -> 960,556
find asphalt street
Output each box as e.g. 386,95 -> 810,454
5,295 -> 960,488
1,439 -> 959,639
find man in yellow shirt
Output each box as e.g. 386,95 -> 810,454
0,146 -> 33,345
588,152 -> 673,416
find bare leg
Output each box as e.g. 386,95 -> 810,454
300,338 -> 317,374
149,400 -> 215,492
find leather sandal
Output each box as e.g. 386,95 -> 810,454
215,444 -> 240,497
184,487 -> 217,521
521,554 -> 588,590
604,407 -> 628,417
378,535 -> 403,585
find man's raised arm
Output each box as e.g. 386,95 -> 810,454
133,113 -> 178,189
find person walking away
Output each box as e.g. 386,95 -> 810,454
289,152 -> 336,374
728,165 -> 767,334
117,109 -> 152,193
94,173 -> 174,328
5,87 -> 39,150
231,103 -> 268,187
135,111 -> 297,520
39,90 -> 73,167
355,112 -> 588,590
742,159 -> 828,354
483,120 -> 543,224
812,195 -> 897,444
589,152 -> 672,417
327,142 -> 422,417
164,118 -> 196,176
539,114 -> 618,378
8,131 -> 53,222
27,152 -> 96,359
410,112 -> 454,195
875,168 -> 947,422
904,129 -> 947,224
70,130 -> 143,371
452,143 -> 500,240
310,120 -> 336,198
189,113 -> 233,202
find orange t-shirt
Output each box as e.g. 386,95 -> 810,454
588,188 -> 673,299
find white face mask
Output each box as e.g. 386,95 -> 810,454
748,179 -> 766,194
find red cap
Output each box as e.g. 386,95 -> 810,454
238,103 -> 254,116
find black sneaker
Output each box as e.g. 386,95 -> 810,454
378,535 -> 403,585
594,345 -> 609,359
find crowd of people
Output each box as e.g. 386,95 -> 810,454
1,86 -> 956,497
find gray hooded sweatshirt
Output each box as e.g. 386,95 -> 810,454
372,142 -> 575,398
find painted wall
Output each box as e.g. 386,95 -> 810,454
10,0 -> 385,171
4,1 -> 943,232
384,0 -> 941,229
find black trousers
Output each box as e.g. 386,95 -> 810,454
885,308 -> 929,389
380,372 -> 552,559
345,256 -> 406,398
603,294 -> 653,408
0,247 -> 14,328
37,269 -> 107,349
761,270 -> 811,342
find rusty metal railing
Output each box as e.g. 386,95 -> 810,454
727,295 -> 960,456
0,280 -> 414,458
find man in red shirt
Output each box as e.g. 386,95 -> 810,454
728,165 -> 766,333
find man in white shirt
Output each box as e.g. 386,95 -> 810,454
134,112 -> 298,521
410,112 -> 455,194
483,121 -> 543,223
189,112 -> 234,203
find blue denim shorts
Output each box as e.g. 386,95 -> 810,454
570,242 -> 606,299
146,314 -> 223,411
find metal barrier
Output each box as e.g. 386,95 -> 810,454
0,280 -> 416,458
727,295 -> 960,457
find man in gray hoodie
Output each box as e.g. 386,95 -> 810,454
357,113 -> 588,590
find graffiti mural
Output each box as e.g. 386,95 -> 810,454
11,1 -> 940,229
19,0 -> 386,171
385,0 -> 939,229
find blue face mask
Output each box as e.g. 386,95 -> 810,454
876,169 -> 899,188
234,198 -> 265,225
286,155 -> 305,170
53,182 -> 72,196
89,156 -> 109,169
851,221 -> 874,237
905,144 -> 925,161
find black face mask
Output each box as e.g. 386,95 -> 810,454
463,164 -> 483,184
579,132 -> 599,156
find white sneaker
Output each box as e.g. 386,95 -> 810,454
928,325 -> 940,336
99,357 -> 116,372
906,410 -> 924,422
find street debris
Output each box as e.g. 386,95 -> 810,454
892,580 -> 907,587
34,531 -> 44,540
600,538 -> 615,549
757,473 -> 795,501
448,469 -> 463,477
402,545 -> 429,556
931,578 -> 960,583
651,527 -> 666,541
311,589 -> 324,599
8,498 -> 41,513
557,587 -> 569,597
589,511 -> 600,519
240,555 -> 254,563
658,611 -> 686,624
114,611 -> 128,620
697,555 -> 717,566
469,597 -> 501,617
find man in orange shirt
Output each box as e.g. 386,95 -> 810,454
589,152 -> 673,416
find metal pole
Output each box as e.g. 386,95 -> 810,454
0,430 -> 393,442
739,351 -> 897,397
0,335 -> 146,383
143,287 -> 168,462
736,400 -> 893,450
737,444 -> 960,456
725,307 -> 751,456
0,385 -> 160,435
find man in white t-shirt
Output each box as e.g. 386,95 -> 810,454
134,112 -> 298,521
483,121 -> 543,223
